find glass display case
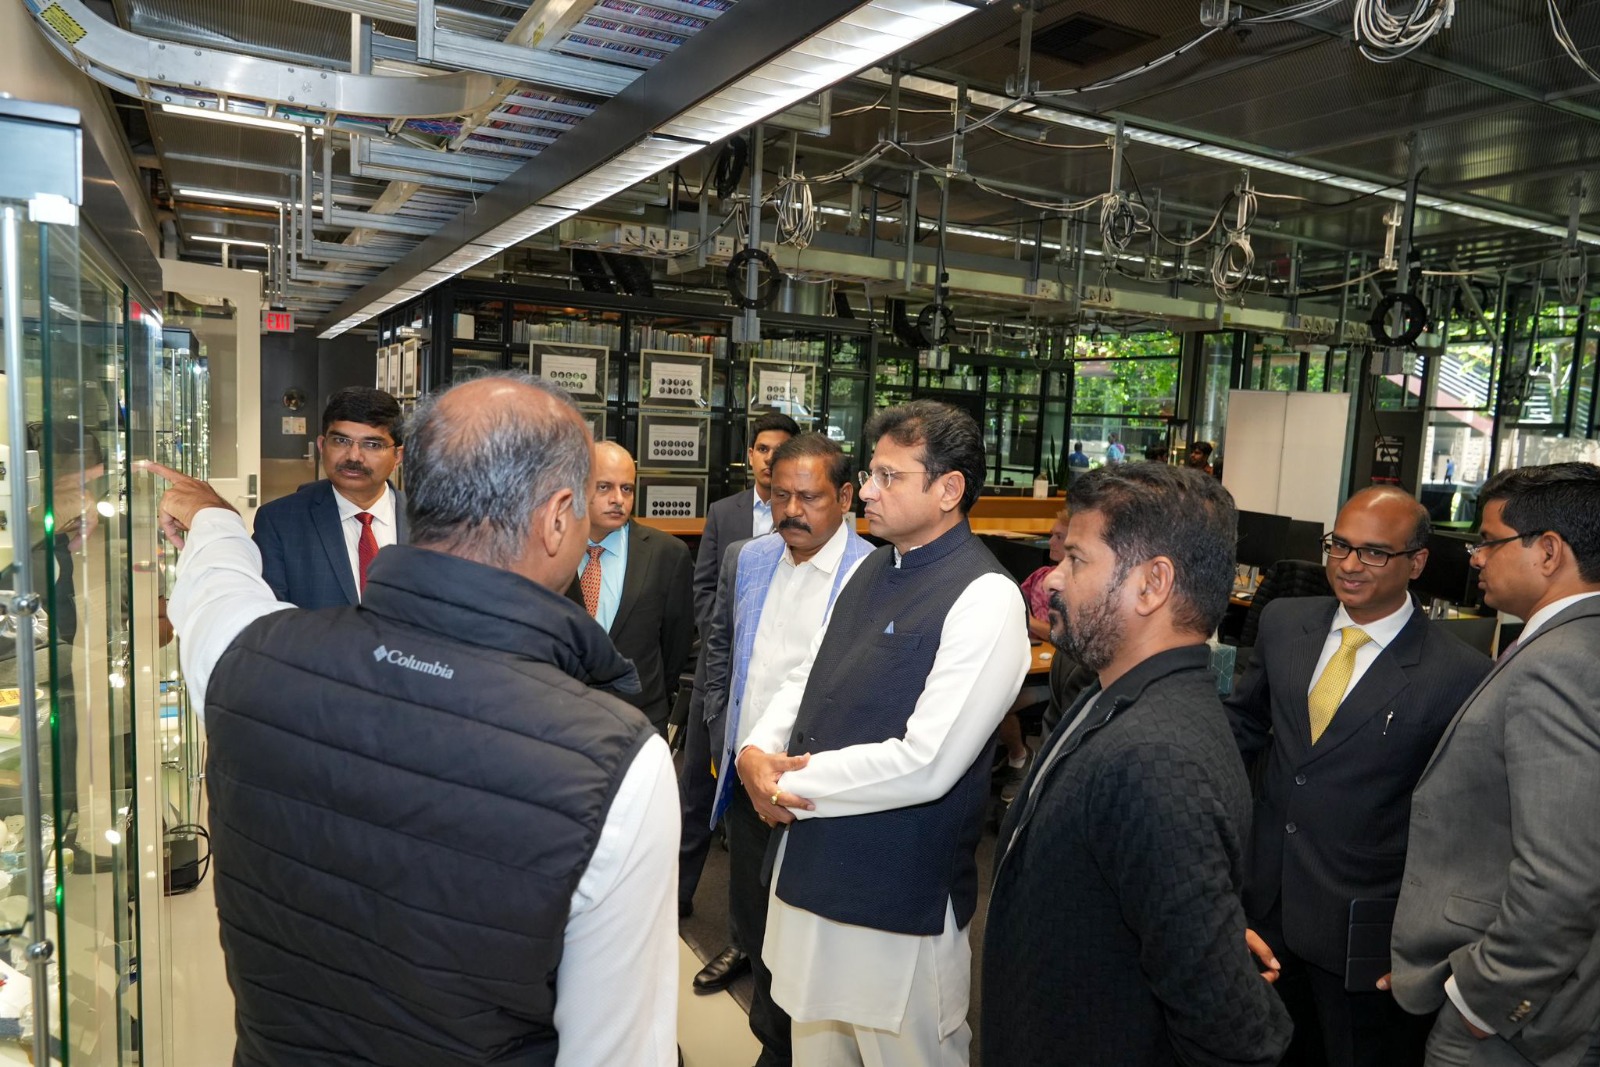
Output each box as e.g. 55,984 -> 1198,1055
0,101 -> 189,1065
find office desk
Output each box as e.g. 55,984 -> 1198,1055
1029,642 -> 1054,679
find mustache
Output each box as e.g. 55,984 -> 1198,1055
1048,590 -> 1067,617
337,463 -> 370,474
779,517 -> 812,533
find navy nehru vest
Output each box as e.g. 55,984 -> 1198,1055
775,520 -> 1006,935
204,546 -> 651,1067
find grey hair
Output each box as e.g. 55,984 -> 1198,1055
403,373 -> 591,568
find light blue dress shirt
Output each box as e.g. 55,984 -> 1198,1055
752,492 -> 774,538
577,524 -> 630,632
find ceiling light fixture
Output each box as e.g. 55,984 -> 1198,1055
175,187 -> 286,209
320,0 -> 981,338
159,103 -> 322,135
188,235 -> 273,249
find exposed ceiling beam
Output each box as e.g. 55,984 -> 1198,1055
286,0 -> 517,38
319,0 -> 902,333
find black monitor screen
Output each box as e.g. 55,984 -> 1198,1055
1411,531 -> 1479,608
1236,510 -> 1291,569
1283,519 -> 1325,564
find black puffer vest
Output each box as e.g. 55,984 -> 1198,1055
205,546 -> 650,1067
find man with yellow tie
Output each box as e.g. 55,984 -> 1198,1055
1226,486 -> 1491,1067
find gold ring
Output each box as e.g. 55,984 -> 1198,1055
770,792 -> 781,806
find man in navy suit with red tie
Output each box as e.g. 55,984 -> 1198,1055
253,387 -> 409,609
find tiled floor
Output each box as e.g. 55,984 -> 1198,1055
166,874 -> 760,1067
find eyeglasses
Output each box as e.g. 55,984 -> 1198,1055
1321,535 -> 1422,568
1466,531 -> 1541,562
325,433 -> 396,453
858,467 -> 930,492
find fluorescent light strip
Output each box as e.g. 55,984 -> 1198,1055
322,0 -> 981,338
176,187 -> 287,209
189,234 -> 273,249
543,139 -> 703,211
860,69 -> 1600,247
159,103 -> 321,135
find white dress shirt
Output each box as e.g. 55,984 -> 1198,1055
752,490 -> 774,538
167,508 -> 680,1065
1444,588 -> 1600,1036
1307,597 -> 1413,703
333,484 -> 398,599
743,560 -> 1029,1034
735,520 -> 853,754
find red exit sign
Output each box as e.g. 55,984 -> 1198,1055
262,309 -> 295,333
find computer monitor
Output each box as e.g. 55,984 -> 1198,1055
1235,510 -> 1292,570
1283,519 -> 1326,564
1410,531 -> 1480,608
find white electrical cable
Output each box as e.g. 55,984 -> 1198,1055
1034,26 -> 1224,98
1241,0 -> 1347,24
1099,192 -> 1152,256
1548,0 -> 1600,83
1556,247 -> 1588,306
1352,0 -> 1456,63
771,175 -> 818,250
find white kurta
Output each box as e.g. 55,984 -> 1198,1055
742,559 -> 1029,1036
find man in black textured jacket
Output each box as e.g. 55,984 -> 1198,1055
984,463 -> 1292,1067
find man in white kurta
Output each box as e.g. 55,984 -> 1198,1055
738,402 -> 1029,1066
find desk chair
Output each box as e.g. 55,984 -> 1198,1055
1237,559 -> 1333,663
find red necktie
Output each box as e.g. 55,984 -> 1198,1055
581,545 -> 605,617
356,512 -> 379,594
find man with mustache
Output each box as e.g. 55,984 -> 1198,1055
566,440 -> 694,735
738,400 -> 1029,1066
682,411 -> 798,955
984,463 -> 1292,1067
695,432 -> 873,1066
1227,486 -> 1490,1067
253,386 -> 409,610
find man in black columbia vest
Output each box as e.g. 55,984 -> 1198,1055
152,374 -> 679,1067
737,400 -> 1030,1066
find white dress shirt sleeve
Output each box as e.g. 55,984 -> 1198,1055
1445,974 -> 1497,1036
777,572 -> 1030,817
553,734 -> 680,1066
167,508 -> 296,718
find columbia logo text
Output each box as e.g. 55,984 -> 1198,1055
371,645 -> 455,680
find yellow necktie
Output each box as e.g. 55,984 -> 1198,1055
1308,626 -> 1372,744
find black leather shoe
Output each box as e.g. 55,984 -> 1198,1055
692,947 -> 750,994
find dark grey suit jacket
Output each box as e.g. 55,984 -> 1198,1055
567,522 -> 694,732
253,480 -> 409,610
1225,596 -> 1491,973
693,489 -> 755,630
1392,595 -> 1600,1066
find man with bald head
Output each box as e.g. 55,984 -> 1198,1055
151,374 -> 679,1066
566,440 -> 694,735
1227,486 -> 1492,1067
